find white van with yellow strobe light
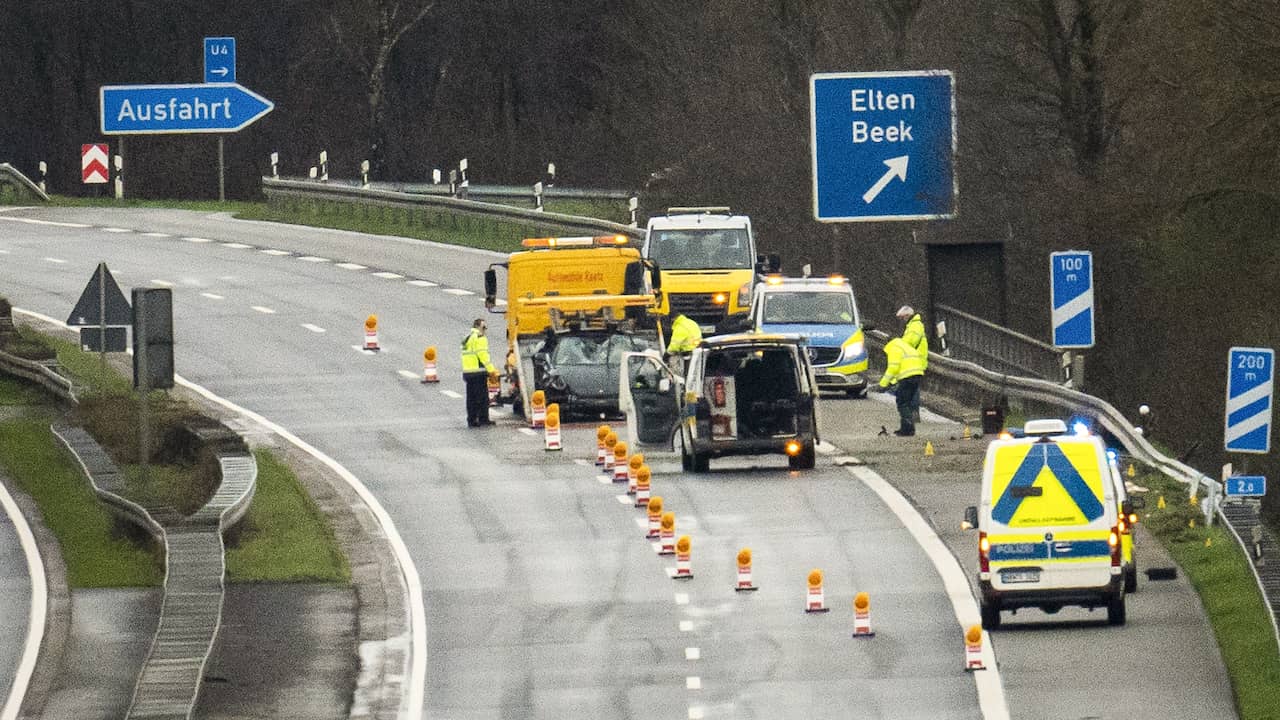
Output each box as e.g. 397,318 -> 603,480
963,419 -> 1128,628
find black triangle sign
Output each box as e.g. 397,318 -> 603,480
67,262 -> 132,326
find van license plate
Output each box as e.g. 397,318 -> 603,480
1000,569 -> 1040,584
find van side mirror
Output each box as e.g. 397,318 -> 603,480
962,506 -> 978,530
483,269 -> 498,307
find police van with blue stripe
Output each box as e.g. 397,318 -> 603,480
963,419 -> 1128,628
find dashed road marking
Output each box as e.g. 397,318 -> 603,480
441,288 -> 474,296
372,271 -> 403,279
298,255 -> 330,262
615,495 -> 632,505
518,427 -> 537,437
261,249 -> 290,256
573,458 -> 592,467
685,677 -> 701,690
102,227 -> 132,233
688,708 -> 705,720
184,237 -> 213,243
685,647 -> 700,660
597,474 -> 612,484
633,517 -> 647,529
301,323 -> 326,333
251,306 -> 276,314
0,217 -> 90,227
407,279 -> 437,287
336,262 -> 366,270
141,232 -> 170,238
200,292 -> 224,300
151,279 -> 175,286
439,389 -> 462,399
0,249 -> 9,254
43,257 -> 67,264
222,242 -> 252,249
679,620 -> 694,632
675,593 -> 689,606
397,370 -> 420,380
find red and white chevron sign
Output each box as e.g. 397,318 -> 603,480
81,143 -> 109,184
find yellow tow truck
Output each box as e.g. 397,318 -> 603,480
483,235 -> 662,417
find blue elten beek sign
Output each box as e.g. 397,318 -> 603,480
100,84 -> 274,135
1225,347 -> 1274,453
810,70 -> 956,222
204,37 -> 236,83
1224,475 -> 1266,497
1050,250 -> 1095,349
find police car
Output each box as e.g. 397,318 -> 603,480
963,419 -> 1129,628
747,275 -> 868,397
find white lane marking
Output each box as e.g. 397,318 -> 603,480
397,370 -> 420,380
184,236 -> 214,243
441,288 -> 474,296
372,271 -> 403,279
679,620 -> 694,632
688,708 -> 705,720
865,391 -> 957,425
495,298 -> 508,306
407,280 -> 437,287
43,257 -> 67,264
633,517 -> 647,529
816,440 -> 837,454
685,647 -> 700,660
222,242 -> 252,249
251,306 -> 276,314
301,323 -> 326,333
151,279 -> 175,287
518,428 -> 537,437
675,593 -> 689,606
141,232 -> 171,238
0,457 -> 48,720
597,474 -> 611,484
686,677 -> 701,690
0,206 -> 32,213
616,495 -> 632,506
298,255 -> 330,263
0,217 -> 90,228
0,249 -> 9,254
101,227 -> 132,233
439,389 -> 462,399
200,292 -> 224,301
352,345 -> 384,354
336,262 -> 366,270
848,464 -> 1009,720
573,458 -> 591,467
260,249 -> 290,256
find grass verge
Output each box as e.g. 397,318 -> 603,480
1140,470 -> 1280,719
0,419 -> 162,587
225,450 -> 350,583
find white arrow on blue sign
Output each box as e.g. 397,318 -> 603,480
204,37 -> 236,83
1225,346 -> 1274,454
809,70 -> 956,222
100,83 -> 273,135
1050,250 -> 1095,349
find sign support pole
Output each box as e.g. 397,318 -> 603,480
136,302 -> 150,484
97,263 -> 107,378
218,136 -> 226,202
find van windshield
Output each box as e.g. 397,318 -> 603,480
647,228 -> 753,270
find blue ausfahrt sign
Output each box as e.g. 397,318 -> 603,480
204,37 -> 236,83
1225,347 -> 1274,454
100,83 -> 273,135
809,70 -> 956,222
1050,250 -> 1094,349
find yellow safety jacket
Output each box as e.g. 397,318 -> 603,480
903,313 -> 929,371
667,314 -> 703,354
461,330 -> 495,373
879,337 -> 925,387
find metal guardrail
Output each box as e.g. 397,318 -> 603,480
355,178 -> 632,201
261,177 -> 644,242
867,330 -> 1280,656
934,304 -> 1063,382
0,348 -> 76,403
0,164 -> 50,202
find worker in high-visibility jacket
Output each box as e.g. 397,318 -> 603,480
665,314 -> 703,376
462,318 -> 497,427
879,336 -> 926,436
897,305 -> 929,371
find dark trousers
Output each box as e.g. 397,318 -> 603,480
463,371 -> 490,426
895,375 -> 921,435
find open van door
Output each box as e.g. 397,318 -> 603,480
619,350 -> 681,449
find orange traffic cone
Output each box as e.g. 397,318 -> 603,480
627,453 -> 644,495
672,536 -> 693,580
964,625 -> 985,671
612,441 -> 629,483
805,569 -> 829,613
363,315 -> 380,351
852,592 -> 874,637
603,432 -> 618,472
657,512 -> 676,555
735,548 -> 758,592
595,425 -> 610,466
634,465 -> 651,508
421,347 -> 438,383
544,407 -> 562,451
529,390 -> 547,428
646,496 -> 663,539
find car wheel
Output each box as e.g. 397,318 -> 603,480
1124,564 -> 1137,594
980,600 -> 1001,630
788,443 -> 816,470
1107,592 -> 1126,625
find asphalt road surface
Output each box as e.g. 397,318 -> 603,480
0,207 -> 1236,720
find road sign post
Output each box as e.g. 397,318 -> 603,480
1225,347 -> 1274,454
1050,251 -> 1095,349
809,70 -> 956,222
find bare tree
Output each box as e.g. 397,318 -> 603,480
872,0 -> 926,61
326,0 -> 436,176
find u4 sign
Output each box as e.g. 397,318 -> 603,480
809,70 -> 956,222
